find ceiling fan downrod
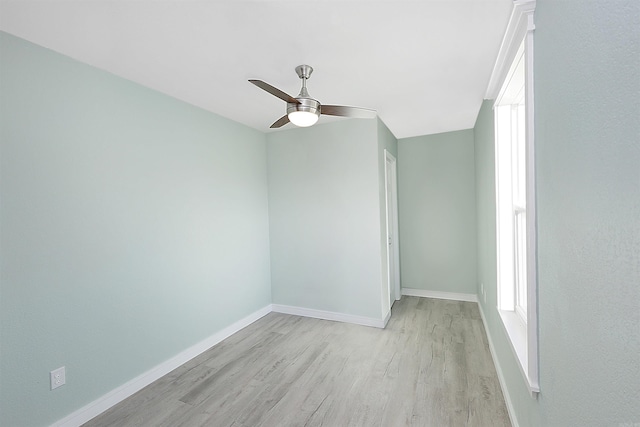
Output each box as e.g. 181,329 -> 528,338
295,64 -> 313,99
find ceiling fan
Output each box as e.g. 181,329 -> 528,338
249,65 -> 377,129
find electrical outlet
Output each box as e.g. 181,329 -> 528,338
481,283 -> 484,295
50,367 -> 65,390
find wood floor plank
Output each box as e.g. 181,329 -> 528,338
83,297 -> 511,427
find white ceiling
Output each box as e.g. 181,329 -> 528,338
0,0 -> 512,139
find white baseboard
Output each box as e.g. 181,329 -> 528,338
382,309 -> 391,328
401,288 -> 478,302
51,305 -> 272,427
271,304 -> 387,329
478,303 -> 519,427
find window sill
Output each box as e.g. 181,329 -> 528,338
498,309 -> 540,396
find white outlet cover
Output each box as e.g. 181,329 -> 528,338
50,366 -> 66,390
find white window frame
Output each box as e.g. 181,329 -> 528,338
485,0 -> 539,396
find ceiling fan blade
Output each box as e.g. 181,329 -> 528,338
270,115 -> 290,129
321,105 -> 377,119
249,79 -> 300,104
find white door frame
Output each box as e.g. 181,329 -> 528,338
384,149 -> 401,304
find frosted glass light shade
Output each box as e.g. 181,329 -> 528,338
288,111 -> 319,127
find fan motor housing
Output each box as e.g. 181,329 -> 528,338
287,97 -> 321,117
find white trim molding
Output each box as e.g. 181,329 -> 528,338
523,8 -> 540,394
485,0 -> 536,100
401,288 -> 478,303
51,305 -> 272,427
271,304 -> 389,329
488,0 -> 540,397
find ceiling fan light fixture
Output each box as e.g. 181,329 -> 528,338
287,98 -> 320,127
288,111 -> 319,127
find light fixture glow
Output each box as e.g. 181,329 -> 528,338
288,111 -> 319,127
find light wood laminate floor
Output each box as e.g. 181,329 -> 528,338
84,297 -> 511,427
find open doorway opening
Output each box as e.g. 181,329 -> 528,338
384,149 -> 401,308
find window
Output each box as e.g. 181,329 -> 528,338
489,0 -> 539,396
496,44 -> 527,323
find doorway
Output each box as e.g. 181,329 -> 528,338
384,149 -> 401,308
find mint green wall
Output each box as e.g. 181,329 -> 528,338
475,1 -> 640,425
267,119 -> 384,320
0,32 -> 272,427
534,0 -> 640,424
398,130 -> 477,295
376,119 -> 398,313
473,101 -> 497,308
